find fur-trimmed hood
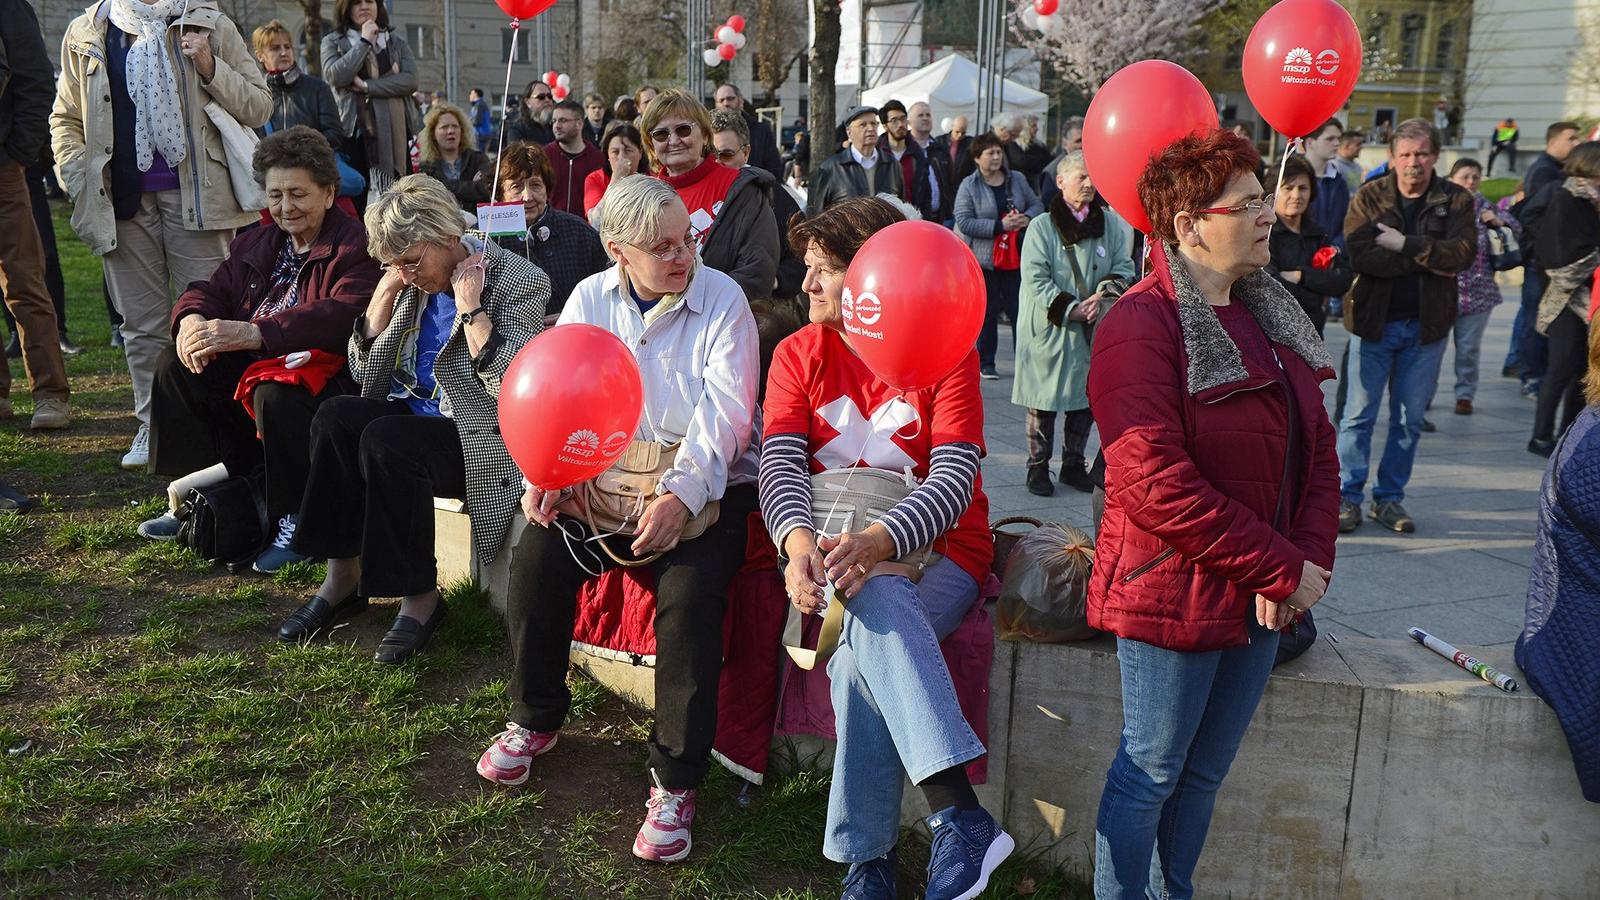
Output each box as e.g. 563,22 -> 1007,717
1147,241 -> 1335,395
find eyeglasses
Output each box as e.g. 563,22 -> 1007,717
531,91 -> 552,101
628,229 -> 700,261
714,148 -> 746,162
382,244 -> 431,277
649,123 -> 697,144
1193,194 -> 1275,218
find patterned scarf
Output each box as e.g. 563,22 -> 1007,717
109,0 -> 188,171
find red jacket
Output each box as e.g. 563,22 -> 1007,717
170,206 -> 381,357
1087,243 -> 1341,652
545,139 -> 605,217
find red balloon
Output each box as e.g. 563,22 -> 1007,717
717,42 -> 737,61
543,70 -> 559,88
495,0 -> 557,20
727,14 -> 746,32
1242,0 -> 1362,138
1081,60 -> 1218,234
498,324 -> 645,492
551,84 -> 569,101
841,221 -> 985,391
1033,0 -> 1059,15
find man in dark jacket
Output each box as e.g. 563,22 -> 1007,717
1505,120 -> 1582,394
0,0 -> 70,430
806,106 -> 904,215
908,101 -> 951,222
876,100 -> 935,219
253,21 -> 344,150
936,116 -> 975,192
711,109 -> 801,298
507,80 -> 554,146
713,83 -> 783,181
1337,119 -> 1475,534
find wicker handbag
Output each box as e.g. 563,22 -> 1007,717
581,439 -> 719,566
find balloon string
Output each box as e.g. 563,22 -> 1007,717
490,19 -> 520,206
1275,136 -> 1303,193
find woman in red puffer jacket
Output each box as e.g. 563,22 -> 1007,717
1085,129 -> 1341,899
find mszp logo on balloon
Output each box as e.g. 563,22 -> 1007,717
1280,46 -> 1340,87
558,429 -> 601,466
840,287 -> 885,339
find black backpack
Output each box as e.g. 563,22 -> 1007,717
175,472 -> 268,565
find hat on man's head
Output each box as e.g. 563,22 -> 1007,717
840,105 -> 879,128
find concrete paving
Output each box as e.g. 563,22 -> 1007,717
978,288 -> 1543,647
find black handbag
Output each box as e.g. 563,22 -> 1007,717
175,473 -> 269,565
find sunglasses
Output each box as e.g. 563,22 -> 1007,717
649,123 -> 697,144
714,148 -> 746,162
531,91 -> 552,101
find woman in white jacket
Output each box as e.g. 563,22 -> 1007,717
476,175 -> 759,867
51,0 -> 270,469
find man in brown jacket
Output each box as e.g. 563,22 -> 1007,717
1337,118 -> 1476,534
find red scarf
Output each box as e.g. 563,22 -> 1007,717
658,156 -> 741,238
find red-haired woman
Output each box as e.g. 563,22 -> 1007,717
1086,129 -> 1341,897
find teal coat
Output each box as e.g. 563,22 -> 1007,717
1012,203 -> 1136,412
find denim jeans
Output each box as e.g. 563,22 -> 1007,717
1093,620 -> 1281,900
1337,318 -> 1449,505
977,267 -> 1021,369
1507,271 -> 1548,383
823,557 -> 984,863
1425,309 -> 1492,409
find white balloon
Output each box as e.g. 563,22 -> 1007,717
1038,12 -> 1064,35
556,73 -> 571,88
717,25 -> 737,44
940,117 -> 952,132
703,48 -> 722,67
1020,7 -> 1039,30
729,32 -> 747,49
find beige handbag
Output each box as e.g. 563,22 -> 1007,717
581,439 -> 720,566
784,466 -> 940,670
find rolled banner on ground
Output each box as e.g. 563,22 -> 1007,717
1408,627 -> 1519,692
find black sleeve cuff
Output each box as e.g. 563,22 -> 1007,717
471,329 -> 505,372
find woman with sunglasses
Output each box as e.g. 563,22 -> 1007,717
277,175 -> 550,664
641,88 -> 779,301
1087,128 -> 1341,898
479,175 -> 759,866
494,142 -> 609,314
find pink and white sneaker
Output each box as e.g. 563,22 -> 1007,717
475,722 -> 558,786
631,770 -> 697,863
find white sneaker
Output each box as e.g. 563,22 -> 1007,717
121,424 -> 151,471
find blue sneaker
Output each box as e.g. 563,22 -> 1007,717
253,514 -> 310,574
840,848 -> 896,899
924,806 -> 1014,900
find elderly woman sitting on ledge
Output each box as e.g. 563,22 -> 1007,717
137,126 -> 380,574
276,174 -> 550,664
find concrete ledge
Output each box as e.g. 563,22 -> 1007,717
999,633 -> 1600,898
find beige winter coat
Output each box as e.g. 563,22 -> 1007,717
50,0 -> 270,255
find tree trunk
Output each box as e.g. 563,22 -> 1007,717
299,0 -> 324,76
808,0 -> 840,182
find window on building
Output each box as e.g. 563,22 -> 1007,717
1434,21 -> 1457,70
502,27 -> 531,64
405,24 -> 438,61
1400,13 -> 1425,69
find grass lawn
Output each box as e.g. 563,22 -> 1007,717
1,202 -> 1088,898
1480,177 -> 1519,204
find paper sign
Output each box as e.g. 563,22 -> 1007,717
476,201 -> 527,236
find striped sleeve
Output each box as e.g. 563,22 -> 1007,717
877,442 -> 981,558
758,432 -> 815,552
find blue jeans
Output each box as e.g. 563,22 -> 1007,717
1337,318 -> 1449,505
823,557 -> 984,862
1426,309 -> 1493,408
1093,621 -> 1281,899
1507,271 -> 1548,383
977,267 -> 1020,369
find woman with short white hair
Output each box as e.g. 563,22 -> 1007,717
478,175 -> 760,867
277,175 -> 549,664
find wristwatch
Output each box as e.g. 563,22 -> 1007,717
458,307 -> 487,327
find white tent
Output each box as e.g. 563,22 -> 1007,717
861,53 -> 1048,127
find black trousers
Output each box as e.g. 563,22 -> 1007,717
1533,308 -> 1589,443
150,346 -> 349,520
1025,407 -> 1094,472
503,483 -> 759,790
292,396 -> 466,597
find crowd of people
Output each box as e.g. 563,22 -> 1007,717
2,0 -> 1598,896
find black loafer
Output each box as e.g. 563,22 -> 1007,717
373,602 -> 447,665
278,591 -> 367,642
